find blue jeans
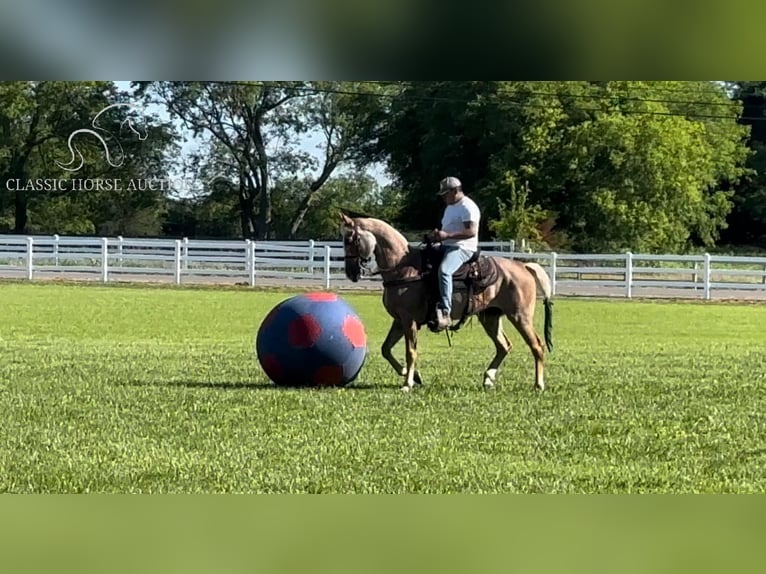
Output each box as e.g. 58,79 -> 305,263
438,245 -> 474,313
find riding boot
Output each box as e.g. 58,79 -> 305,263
435,306 -> 452,331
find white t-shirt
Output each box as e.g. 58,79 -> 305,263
441,196 -> 481,252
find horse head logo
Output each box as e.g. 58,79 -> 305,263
56,102 -> 149,172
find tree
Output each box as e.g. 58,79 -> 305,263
142,81 -> 390,240
381,81 -> 499,231
0,81 -> 176,235
378,81 -> 750,253
270,172 -> 397,240
284,82 -> 392,237
140,81 -> 307,239
556,82 -> 749,251
0,81 -> 71,232
487,175 -> 554,250
722,81 -> 766,246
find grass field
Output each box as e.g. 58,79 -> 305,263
1,282 -> 765,493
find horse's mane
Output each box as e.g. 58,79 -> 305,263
340,208 -> 410,251
358,218 -> 410,251
340,207 -> 376,220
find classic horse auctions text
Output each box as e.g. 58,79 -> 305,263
4,178 -> 195,192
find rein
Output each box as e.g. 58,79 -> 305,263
381,276 -> 424,288
368,244 -> 427,288
361,260 -> 423,288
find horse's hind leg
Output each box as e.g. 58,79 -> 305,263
401,320 -> 420,392
478,310 -> 512,389
382,319 -> 423,386
507,313 -> 546,391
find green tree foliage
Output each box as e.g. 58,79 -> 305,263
143,81 -> 389,240
381,81 -> 499,231
3,81 -> 757,254
0,81 -> 176,235
161,171 -> 403,241
487,175 -> 554,250
379,81 -> 750,253
141,81 -> 306,239
284,82 -> 393,237
271,172 -> 401,240
560,104 -> 744,252
723,81 -> 766,247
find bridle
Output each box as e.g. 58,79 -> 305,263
344,225 -> 409,277
343,227 -> 376,276
343,226 -> 431,286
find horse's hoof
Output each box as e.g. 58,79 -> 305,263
483,381 -> 495,390
400,385 -> 412,393
483,369 -> 497,389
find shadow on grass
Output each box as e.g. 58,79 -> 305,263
122,379 -> 382,391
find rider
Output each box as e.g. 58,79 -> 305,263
428,176 -> 481,331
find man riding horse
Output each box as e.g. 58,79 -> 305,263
340,177 -> 554,392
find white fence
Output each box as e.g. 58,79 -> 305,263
1,234 -> 766,299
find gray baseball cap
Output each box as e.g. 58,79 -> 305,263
437,176 -> 462,195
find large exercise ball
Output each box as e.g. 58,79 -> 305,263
255,292 -> 367,387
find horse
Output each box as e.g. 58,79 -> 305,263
340,212 -> 554,392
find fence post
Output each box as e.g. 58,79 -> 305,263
308,240 -> 315,275
117,235 -> 124,267
101,237 -> 109,283
182,237 -> 189,270
703,253 -> 711,300
53,234 -> 60,267
509,239 -> 515,253
324,245 -> 332,290
550,252 -> 557,296
26,237 -> 34,280
692,261 -> 699,290
248,240 -> 256,287
174,240 -> 182,284
625,251 -> 633,298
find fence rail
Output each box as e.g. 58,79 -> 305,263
1,234 -> 765,299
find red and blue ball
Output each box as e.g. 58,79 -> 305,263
256,292 -> 367,387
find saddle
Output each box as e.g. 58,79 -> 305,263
420,240 -> 500,332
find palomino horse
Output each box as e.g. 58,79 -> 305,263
341,212 -> 554,392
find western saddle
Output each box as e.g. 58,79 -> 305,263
420,239 -> 499,332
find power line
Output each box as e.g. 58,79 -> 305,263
176,81 -> 766,122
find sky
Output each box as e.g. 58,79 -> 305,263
114,81 -> 391,189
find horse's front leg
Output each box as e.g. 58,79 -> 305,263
382,319 -> 423,386
401,320 -> 420,392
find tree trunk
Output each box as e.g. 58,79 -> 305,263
10,155 -> 29,234
238,174 -> 256,239
14,189 -> 28,234
255,188 -> 270,240
288,160 -> 338,238
250,120 -> 271,240
11,107 -> 41,234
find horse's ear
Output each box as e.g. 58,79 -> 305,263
340,210 -> 355,228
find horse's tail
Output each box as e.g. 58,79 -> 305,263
524,262 -> 554,353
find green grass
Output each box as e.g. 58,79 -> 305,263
1,282 -> 765,493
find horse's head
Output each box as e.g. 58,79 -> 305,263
341,213 -> 377,282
